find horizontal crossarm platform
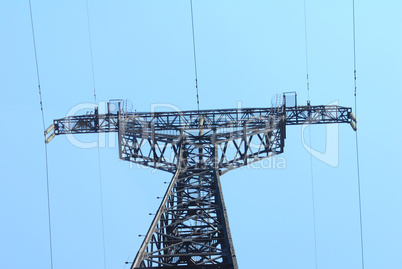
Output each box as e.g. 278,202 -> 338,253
285,105 -> 352,125
53,114 -> 119,135
48,102 -> 354,172
51,105 -> 352,135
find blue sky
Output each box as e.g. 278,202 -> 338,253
1,1 -> 401,268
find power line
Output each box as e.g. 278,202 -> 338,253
352,1 -> 365,268
304,0 -> 310,101
190,0 -> 200,112
29,1 -> 54,268
303,1 -> 318,268
86,0 -> 97,103
86,1 -> 107,268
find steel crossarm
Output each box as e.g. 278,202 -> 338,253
285,105 -> 352,125
49,104 -> 354,174
51,105 -> 352,135
53,113 -> 119,135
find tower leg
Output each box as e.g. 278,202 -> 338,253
131,143 -> 237,268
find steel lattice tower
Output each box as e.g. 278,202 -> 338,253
46,93 -> 356,268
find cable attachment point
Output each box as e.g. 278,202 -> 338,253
45,124 -> 55,143
348,112 -> 358,131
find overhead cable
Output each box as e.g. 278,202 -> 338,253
29,1 -> 54,268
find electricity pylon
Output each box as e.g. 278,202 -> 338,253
45,93 -> 356,268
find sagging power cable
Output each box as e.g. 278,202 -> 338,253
303,1 -> 318,268
352,1 -> 365,268
29,1 -> 54,268
190,0 -> 200,112
86,1 -> 107,268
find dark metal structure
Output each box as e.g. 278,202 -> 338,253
46,93 -> 356,268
